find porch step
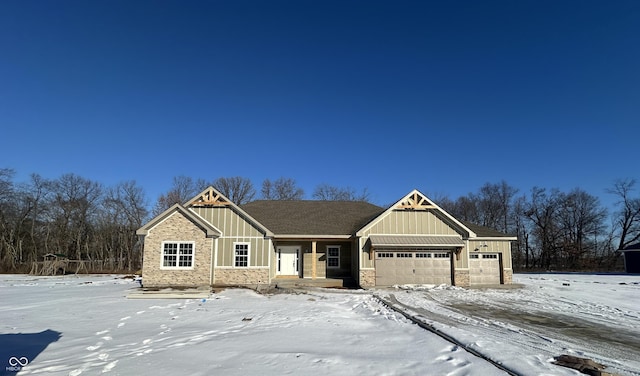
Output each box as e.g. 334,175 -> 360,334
272,277 -> 358,289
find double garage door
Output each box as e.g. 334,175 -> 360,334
375,250 -> 452,286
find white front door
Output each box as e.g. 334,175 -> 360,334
277,246 -> 300,276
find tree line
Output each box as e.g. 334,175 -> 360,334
0,172 -> 370,273
436,180 -> 640,271
0,168 -> 638,273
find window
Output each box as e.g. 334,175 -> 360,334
162,242 -> 194,268
482,254 -> 498,259
396,252 -> 413,258
377,252 -> 394,258
470,254 -> 480,259
235,243 -> 249,267
415,253 -> 432,258
327,246 -> 340,268
433,253 -> 449,258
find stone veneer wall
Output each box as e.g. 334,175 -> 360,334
359,269 -> 375,288
454,269 -> 470,287
503,269 -> 513,284
215,268 -> 270,286
142,212 -> 212,288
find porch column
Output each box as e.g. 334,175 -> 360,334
312,241 -> 317,279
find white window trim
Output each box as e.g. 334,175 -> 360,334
234,242 -> 250,268
327,245 -> 340,269
160,241 -> 195,270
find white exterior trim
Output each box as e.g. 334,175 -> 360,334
327,245 -> 341,269
233,242 -> 251,268
471,236 -> 518,241
160,240 -> 196,270
276,234 -> 351,239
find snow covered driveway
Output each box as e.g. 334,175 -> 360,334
382,273 -> 640,376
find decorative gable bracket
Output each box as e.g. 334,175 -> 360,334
455,247 -> 463,261
190,187 -> 230,207
395,191 -> 435,210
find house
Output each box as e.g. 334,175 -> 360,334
136,187 -> 516,288
621,243 -> 640,273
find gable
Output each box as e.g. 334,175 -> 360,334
357,189 -> 474,238
358,209 -> 464,237
186,187 -> 273,238
190,206 -> 266,237
136,204 -> 221,238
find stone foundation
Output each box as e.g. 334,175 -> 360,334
454,269 -> 470,287
214,268 -> 270,286
503,269 -> 513,284
359,269 -> 376,288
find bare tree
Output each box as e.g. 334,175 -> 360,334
0,168 -> 17,269
556,189 -> 608,268
50,174 -> 103,260
477,181 -> 518,233
101,181 -> 149,270
448,194 -> 481,224
524,187 -> 562,269
0,168 -> 13,200
213,176 -> 255,204
152,176 -> 207,216
608,178 -> 640,250
312,184 -> 371,202
261,177 -> 304,200
511,195 -> 531,269
21,174 -> 52,263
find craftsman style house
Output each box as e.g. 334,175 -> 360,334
137,187 -> 516,288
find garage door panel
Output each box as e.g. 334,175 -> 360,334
375,251 -> 452,286
470,253 -> 501,285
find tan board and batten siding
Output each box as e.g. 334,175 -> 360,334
191,207 -> 271,267
190,206 -> 272,285
358,209 -> 466,270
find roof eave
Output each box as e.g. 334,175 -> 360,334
275,234 -> 352,239
136,204 -> 222,238
471,236 -> 518,241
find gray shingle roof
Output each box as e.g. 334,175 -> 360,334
240,200 -> 384,236
460,220 -> 513,237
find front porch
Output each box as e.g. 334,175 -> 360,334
272,276 -> 358,289
274,239 -> 355,281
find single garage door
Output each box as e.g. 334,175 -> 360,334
469,253 -> 501,285
375,251 -> 452,286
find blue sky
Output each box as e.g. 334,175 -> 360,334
1,1 -> 638,208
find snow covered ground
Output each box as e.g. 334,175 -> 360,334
0,273 -> 638,376
382,273 -> 640,376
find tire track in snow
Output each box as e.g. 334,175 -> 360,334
374,294 -> 517,376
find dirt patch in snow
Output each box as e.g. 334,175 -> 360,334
448,302 -> 640,362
